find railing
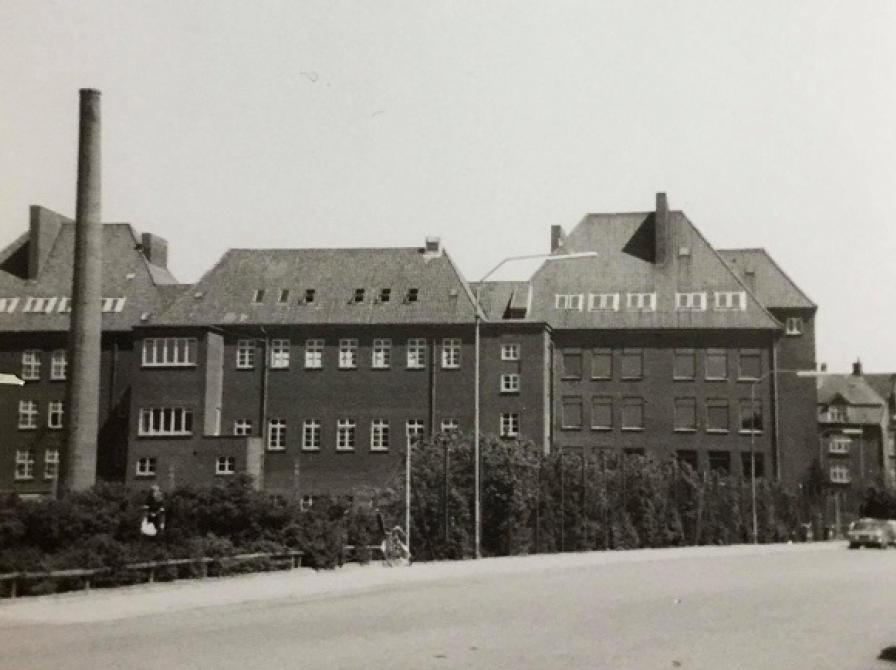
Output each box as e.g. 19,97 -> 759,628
0,550 -> 304,599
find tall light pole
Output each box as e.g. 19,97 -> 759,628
472,251 -> 596,558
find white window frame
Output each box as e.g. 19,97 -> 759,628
236,339 -> 256,369
135,457 -> 157,477
302,419 -> 321,451
339,339 -> 358,369
371,419 -> 390,451
270,339 -> 291,369
372,338 -> 391,369
233,419 -> 252,436
675,292 -> 708,311
139,407 -> 194,436
267,419 -> 287,450
50,349 -> 67,380
588,293 -> 620,312
827,406 -> 845,422
15,450 -> 35,480
304,339 -> 324,369
337,418 -> 356,451
555,294 -> 584,311
142,338 -> 197,367
407,338 -> 427,369
829,437 -> 851,454
830,464 -> 850,484
501,373 -> 520,393
785,317 -> 803,336
44,449 -> 59,480
441,339 -> 461,369
626,292 -> 656,311
406,419 -> 425,447
215,456 -> 236,475
714,291 -> 746,311
47,401 -> 64,429
440,418 -> 459,433
501,343 -> 520,361
21,350 -> 41,380
18,400 -> 38,429
500,413 -> 520,438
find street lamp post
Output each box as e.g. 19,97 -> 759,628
472,251 -> 596,558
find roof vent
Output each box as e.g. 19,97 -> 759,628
424,237 -> 441,255
678,246 -> 691,257
448,288 -> 458,298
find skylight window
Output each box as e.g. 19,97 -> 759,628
353,288 -> 365,303
252,289 -> 265,304
304,289 -> 316,304
278,289 -> 290,304
407,288 -> 419,303
379,288 -> 391,303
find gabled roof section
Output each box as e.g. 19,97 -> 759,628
0,214 -> 181,332
152,246 -> 478,326
717,248 -> 815,310
817,374 -> 886,407
469,281 -> 532,320
527,210 -> 781,330
863,373 -> 896,404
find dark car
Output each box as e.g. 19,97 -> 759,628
847,518 -> 895,549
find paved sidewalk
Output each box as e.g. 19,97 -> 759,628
0,542 -> 843,626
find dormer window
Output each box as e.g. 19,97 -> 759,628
588,293 -> 619,312
675,292 -> 707,311
714,291 -> 746,311
353,288 -> 365,303
278,289 -> 290,303
407,288 -> 419,303
626,293 -> 656,311
252,289 -> 265,304
555,294 -> 584,311
304,289 -> 316,304
379,288 -> 391,303
785,317 -> 803,336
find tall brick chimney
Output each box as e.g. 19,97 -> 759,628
64,88 -> 103,493
852,359 -> 863,377
655,192 -> 668,265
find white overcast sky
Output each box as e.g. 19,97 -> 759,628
1,1 -> 894,372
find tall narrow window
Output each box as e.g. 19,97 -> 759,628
561,397 -> 583,429
621,397 -> 644,430
705,349 -> 728,380
739,399 -> 763,434
15,450 -> 35,480
50,350 -> 67,380
278,289 -> 290,303
407,288 -> 419,303
406,419 -> 425,447
785,317 -> 803,336
21,350 -> 41,380
673,349 -> 696,380
591,348 -> 613,379
339,339 -> 358,369
674,398 -> 697,432
236,340 -> 256,369
621,348 -> 643,380
267,419 -> 287,450
305,339 -> 324,369
372,339 -> 391,369
304,289 -> 316,304
407,338 -> 426,369
441,339 -> 461,369
47,401 -> 64,429
353,288 -> 365,303
303,419 -> 321,451
18,400 -> 38,429
371,419 -> 390,451
44,449 -> 59,480
270,339 -> 290,369
561,351 -> 583,379
706,399 -> 730,432
379,288 -> 391,303
500,413 -> 520,438
337,419 -> 356,451
737,349 -> 761,380
252,289 -> 265,304
591,396 -> 613,430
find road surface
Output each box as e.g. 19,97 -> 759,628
1,542 -> 894,669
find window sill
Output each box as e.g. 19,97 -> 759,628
621,377 -> 643,381
338,366 -> 358,371
336,448 -> 356,453
138,433 -> 194,439
269,366 -> 291,371
591,426 -> 613,432
371,366 -> 391,371
215,472 -> 236,476
266,446 -> 286,452
18,426 -> 37,431
738,430 -> 763,436
560,376 -> 582,381
560,426 -> 583,431
14,477 -> 34,482
406,366 -> 426,371
591,377 -> 612,381
674,428 -> 698,433
134,473 -> 157,479
370,448 -> 390,453
304,365 -> 323,371
621,427 -> 644,432
141,364 -> 198,369
737,377 -> 760,383
705,378 -> 728,382
673,377 -> 696,382
441,365 -> 461,371
500,390 -> 521,395
301,447 -> 321,452
706,429 -> 729,434
785,332 -> 802,337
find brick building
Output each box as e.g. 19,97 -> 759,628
0,206 -> 183,497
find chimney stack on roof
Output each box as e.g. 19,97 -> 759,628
423,236 -> 442,256
655,192 -> 669,265
550,225 -> 565,252
852,359 -> 863,377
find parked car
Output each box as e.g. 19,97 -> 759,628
847,518 -> 896,549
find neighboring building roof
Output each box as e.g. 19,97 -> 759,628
527,211 -> 782,330
0,213 -> 180,332
152,246 -> 479,326
469,281 -> 532,320
717,248 -> 815,310
817,374 -> 886,409
862,373 -> 896,405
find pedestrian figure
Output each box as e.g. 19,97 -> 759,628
141,484 -> 166,537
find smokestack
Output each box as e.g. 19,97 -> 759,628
550,225 -> 565,252
64,88 -> 103,493
655,192 -> 668,265
852,359 -> 863,377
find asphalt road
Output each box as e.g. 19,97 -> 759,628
2,543 -> 895,670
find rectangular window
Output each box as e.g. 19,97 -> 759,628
621,397 -> 644,430
827,406 -> 845,422
406,288 -> 419,303
379,288 -> 391,303
501,343 -> 520,361
372,338 -> 391,369
339,339 -> 359,369
501,373 -> 521,393
705,349 -> 728,380
500,413 -> 520,438
304,289 -> 316,304
591,348 -> 612,379
216,456 -> 236,475
555,294 -> 584,310
561,351 -> 582,379
305,339 -> 324,369
561,396 -> 583,429
676,449 -> 698,471
737,349 -> 762,380
407,339 -> 427,369
15,450 -> 35,480
353,288 -> 365,303
18,400 -> 38,429
674,398 -> 697,432
50,350 -> 67,380
440,418 -> 459,433
371,419 -> 390,451
135,457 -> 157,477
673,349 -> 696,380
741,452 -> 765,479
588,293 -> 620,311
739,399 -> 763,433
591,396 -> 613,430
708,450 -> 731,474
337,419 -> 356,451
675,292 -> 707,311
233,419 -> 252,436
278,289 -> 290,304
47,401 -> 64,429
270,339 -> 290,369
139,408 -> 194,436
251,289 -> 265,304
267,419 -> 287,450
621,348 -> 643,380
21,350 -> 41,380
829,437 -> 851,454
441,339 -> 461,369
236,340 -> 256,369
706,399 -> 729,432
626,292 -> 656,311
406,419 -> 425,447
302,419 -> 321,450
142,338 -> 198,367
785,317 -> 803,336
44,449 -> 59,480
714,291 -> 746,311
830,465 -> 850,484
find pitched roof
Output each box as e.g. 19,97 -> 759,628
717,248 -> 815,310
817,374 -> 886,407
860,373 -> 895,404
0,216 -> 181,332
526,211 -> 781,330
152,246 -> 478,326
469,281 -> 532,320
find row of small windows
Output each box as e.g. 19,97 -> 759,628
17,400 -> 64,429
560,396 -> 764,433
13,449 -> 58,480
134,456 -> 237,478
19,350 -> 68,381
561,348 -> 763,382
555,291 -> 747,313
0,296 -> 126,315
250,287 -> 420,305
239,338 -> 463,371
